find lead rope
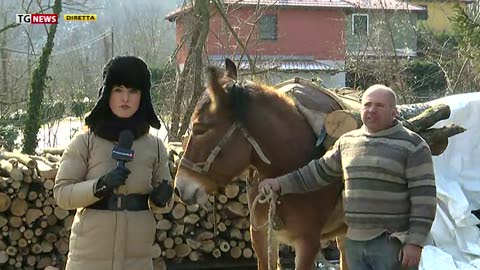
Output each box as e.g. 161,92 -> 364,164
247,176 -> 279,270
213,193 -> 218,240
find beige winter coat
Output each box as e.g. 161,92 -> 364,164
54,131 -> 172,270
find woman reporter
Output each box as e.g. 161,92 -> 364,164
54,56 -> 173,270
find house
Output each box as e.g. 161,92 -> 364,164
343,0 -> 424,58
410,0 -> 474,33
166,0 -> 350,87
165,0 -> 425,87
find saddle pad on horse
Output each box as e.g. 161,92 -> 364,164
275,77 -> 361,146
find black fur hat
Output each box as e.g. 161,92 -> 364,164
85,56 -> 161,130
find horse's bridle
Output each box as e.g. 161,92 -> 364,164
180,121 -> 271,177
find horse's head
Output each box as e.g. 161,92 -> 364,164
175,59 -> 256,205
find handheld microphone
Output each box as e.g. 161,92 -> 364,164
112,130 -> 135,167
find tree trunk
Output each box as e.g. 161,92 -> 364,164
169,0 -> 210,141
22,0 -> 62,154
0,14 -> 8,105
404,104 -> 451,132
325,110 -> 363,138
419,124 -> 466,155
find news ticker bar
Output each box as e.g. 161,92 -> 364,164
16,14 -> 97,24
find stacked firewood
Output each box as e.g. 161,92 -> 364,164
0,146 -> 256,270
154,143 -> 255,268
152,183 -> 254,266
0,151 -> 71,270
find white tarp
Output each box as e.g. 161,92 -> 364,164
420,92 -> 480,270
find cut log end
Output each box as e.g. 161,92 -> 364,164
325,110 -> 362,138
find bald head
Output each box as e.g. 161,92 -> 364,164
360,84 -> 398,133
362,84 -> 397,107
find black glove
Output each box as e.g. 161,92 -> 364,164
150,179 -> 173,207
94,166 -> 131,198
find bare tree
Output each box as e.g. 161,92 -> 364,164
166,0 -> 286,140
0,2 -> 9,105
169,0 -> 210,141
345,8 -> 423,103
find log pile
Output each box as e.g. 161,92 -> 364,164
0,151 -> 70,270
0,147 -> 256,270
152,183 -> 255,264
156,143 -> 255,268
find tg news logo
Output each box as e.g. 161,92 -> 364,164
16,14 -> 97,24
16,14 -> 58,24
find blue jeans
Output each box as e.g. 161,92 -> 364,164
345,232 -> 417,270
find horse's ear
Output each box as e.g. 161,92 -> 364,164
225,58 -> 237,80
207,66 -> 227,108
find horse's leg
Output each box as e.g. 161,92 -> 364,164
316,241 -> 338,269
336,235 -> 348,270
278,244 -> 295,270
294,239 -> 321,270
251,229 -> 278,270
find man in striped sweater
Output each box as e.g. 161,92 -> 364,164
260,84 -> 436,270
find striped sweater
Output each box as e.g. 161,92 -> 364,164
277,121 -> 436,246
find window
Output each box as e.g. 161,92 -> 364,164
352,14 -> 369,36
259,15 -> 277,40
418,5 -> 428,20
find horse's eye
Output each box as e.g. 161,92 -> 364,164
192,126 -> 207,135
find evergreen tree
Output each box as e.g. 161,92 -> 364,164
451,4 -> 480,69
22,0 -> 62,154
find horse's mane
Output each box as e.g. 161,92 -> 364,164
242,81 -> 296,109
230,80 -> 299,124
192,79 -> 300,129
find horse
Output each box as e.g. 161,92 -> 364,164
174,59 -> 347,270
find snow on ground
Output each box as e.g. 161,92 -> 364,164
16,117 -> 169,153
